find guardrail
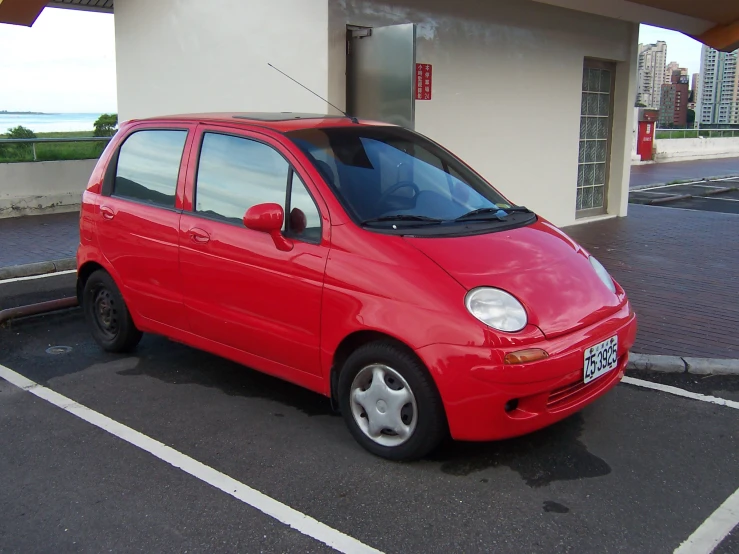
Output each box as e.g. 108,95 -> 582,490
0,136 -> 113,161
655,129 -> 739,140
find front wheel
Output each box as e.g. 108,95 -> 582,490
338,341 -> 447,461
82,270 -> 142,353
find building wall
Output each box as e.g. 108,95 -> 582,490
113,0 -> 637,228
114,0 -> 331,119
328,0 -> 637,226
0,159 -> 96,218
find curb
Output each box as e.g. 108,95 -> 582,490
627,353 -> 739,376
0,258 -> 76,281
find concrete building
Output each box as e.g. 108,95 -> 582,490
659,71 -> 690,128
2,0 -> 739,227
691,72 -> 701,113
637,41 -> 667,109
665,61 -> 680,84
699,46 -> 739,125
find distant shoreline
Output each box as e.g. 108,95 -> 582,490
0,111 -> 55,115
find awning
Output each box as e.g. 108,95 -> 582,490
0,0 -> 737,52
0,0 -> 112,26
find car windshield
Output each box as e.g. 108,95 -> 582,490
286,126 -> 518,228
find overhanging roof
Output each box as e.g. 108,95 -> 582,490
0,0 -> 737,52
0,0 -> 112,26
534,0 -> 739,52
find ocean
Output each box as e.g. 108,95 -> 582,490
0,113 -> 105,134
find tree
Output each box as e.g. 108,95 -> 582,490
93,114 -> 118,137
0,125 -> 36,159
687,109 -> 696,128
7,125 -> 36,139
635,101 -> 647,108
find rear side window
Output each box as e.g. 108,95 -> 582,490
195,133 -> 289,224
114,130 -> 188,208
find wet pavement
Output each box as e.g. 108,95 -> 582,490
564,203 -> 739,359
630,157 -> 739,188
0,211 -> 78,268
1,300 -> 737,554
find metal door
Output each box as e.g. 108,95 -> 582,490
347,23 -> 416,128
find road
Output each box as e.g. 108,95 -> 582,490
1,274 -> 738,553
630,157 -> 739,188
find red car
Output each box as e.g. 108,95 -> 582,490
77,112 -> 637,460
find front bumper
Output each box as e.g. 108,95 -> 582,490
415,303 -> 637,441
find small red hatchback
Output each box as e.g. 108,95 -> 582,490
77,112 -> 637,460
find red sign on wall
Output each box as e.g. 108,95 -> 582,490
415,63 -> 432,100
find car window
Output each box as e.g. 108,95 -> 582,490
114,130 -> 188,208
287,126 -> 509,223
195,133 -> 289,226
287,172 -> 321,243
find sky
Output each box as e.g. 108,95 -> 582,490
0,9 -> 705,114
0,8 -> 116,113
638,24 -> 704,77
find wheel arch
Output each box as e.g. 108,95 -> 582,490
330,330 -> 442,407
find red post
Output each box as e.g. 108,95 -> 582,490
636,109 -> 659,161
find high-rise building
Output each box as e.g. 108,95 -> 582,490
690,73 -> 701,112
665,61 -> 681,83
659,71 -> 690,128
699,46 -> 739,125
637,41 -> 667,109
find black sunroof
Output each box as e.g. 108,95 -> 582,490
232,112 -> 344,122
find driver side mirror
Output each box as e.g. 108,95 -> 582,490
243,203 -> 293,252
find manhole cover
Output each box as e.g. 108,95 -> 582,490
46,346 -> 72,355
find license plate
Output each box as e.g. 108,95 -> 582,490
583,336 -> 618,384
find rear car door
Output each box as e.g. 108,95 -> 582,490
178,125 -> 330,376
96,124 -> 195,329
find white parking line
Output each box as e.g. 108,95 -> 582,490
696,196 -> 739,202
0,269 -> 76,285
0,363 -> 383,554
674,488 -> 739,554
636,177 -> 739,192
623,377 -> 739,553
622,377 -> 739,410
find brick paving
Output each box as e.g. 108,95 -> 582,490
631,156 -> 739,188
0,212 -> 79,268
565,203 -> 739,359
1,202 -> 738,359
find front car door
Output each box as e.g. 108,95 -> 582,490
96,124 -> 195,329
178,125 -> 330,377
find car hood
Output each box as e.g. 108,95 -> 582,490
403,220 -> 623,338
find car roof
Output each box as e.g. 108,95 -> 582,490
124,112 -> 397,132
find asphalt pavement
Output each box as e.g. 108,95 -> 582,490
1,278 -> 738,553
630,157 -> 739,188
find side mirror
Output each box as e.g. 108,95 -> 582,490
243,203 -> 293,252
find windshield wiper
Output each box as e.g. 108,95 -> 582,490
455,206 -> 532,222
361,214 -> 444,226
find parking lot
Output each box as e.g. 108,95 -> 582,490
1,277 -> 738,553
629,178 -> 739,214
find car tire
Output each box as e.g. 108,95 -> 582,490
338,340 -> 447,461
83,269 -> 142,353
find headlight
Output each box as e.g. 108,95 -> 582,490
465,288 -> 527,332
589,256 -> 616,293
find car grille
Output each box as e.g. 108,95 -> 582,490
546,358 -> 623,411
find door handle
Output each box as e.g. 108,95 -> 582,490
188,228 -> 210,244
100,205 -> 115,220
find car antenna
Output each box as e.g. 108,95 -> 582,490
268,63 -> 359,124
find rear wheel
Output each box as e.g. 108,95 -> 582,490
338,341 -> 447,461
82,270 -> 142,352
